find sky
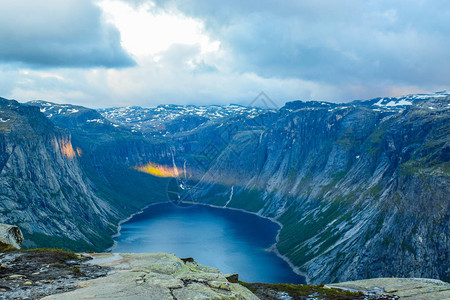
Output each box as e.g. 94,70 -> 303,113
0,0 -> 449,108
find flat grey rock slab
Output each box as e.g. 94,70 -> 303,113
42,253 -> 259,300
327,277 -> 450,299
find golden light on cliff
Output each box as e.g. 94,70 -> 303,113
76,147 -> 83,157
134,162 -> 182,178
59,139 -> 76,158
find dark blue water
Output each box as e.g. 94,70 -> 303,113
113,203 -> 305,283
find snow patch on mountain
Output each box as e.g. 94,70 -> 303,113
98,104 -> 270,134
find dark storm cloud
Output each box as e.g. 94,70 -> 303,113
0,0 -> 135,68
150,0 -> 450,87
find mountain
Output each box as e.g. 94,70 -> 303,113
100,94 -> 448,284
0,93 -> 448,285
174,96 -> 449,283
351,90 -> 450,108
0,99 -> 173,251
0,98 -> 120,250
98,104 -> 269,136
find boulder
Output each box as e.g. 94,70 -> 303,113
0,224 -> 24,249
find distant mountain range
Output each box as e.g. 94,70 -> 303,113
0,91 -> 448,284
28,90 -> 450,135
352,90 -> 450,107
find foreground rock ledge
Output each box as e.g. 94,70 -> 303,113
39,252 -> 450,300
0,223 -> 24,249
42,253 -> 259,300
327,278 -> 450,300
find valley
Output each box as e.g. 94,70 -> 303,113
0,91 -> 448,285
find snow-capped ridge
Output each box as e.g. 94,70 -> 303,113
363,90 -> 450,108
98,103 -> 270,135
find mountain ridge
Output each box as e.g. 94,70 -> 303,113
0,92 -> 448,284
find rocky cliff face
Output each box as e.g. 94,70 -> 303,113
163,97 -> 449,284
22,100 -> 174,249
0,99 -> 174,251
0,93 -> 448,285
0,98 -> 122,250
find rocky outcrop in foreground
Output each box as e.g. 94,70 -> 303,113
328,278 -> 450,300
41,253 -> 450,300
1,250 -> 449,299
42,253 -> 258,300
0,249 -> 108,299
0,224 -> 23,249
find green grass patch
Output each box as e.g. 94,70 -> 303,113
239,282 -> 365,299
227,188 -> 264,212
23,232 -> 99,252
25,248 -> 78,260
365,184 -> 383,198
277,201 -> 347,266
0,241 -> 17,252
316,171 -> 348,199
189,183 -> 230,206
66,266 -> 85,276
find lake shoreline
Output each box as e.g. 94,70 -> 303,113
108,200 -> 310,284
182,201 -> 310,284
105,201 -> 168,252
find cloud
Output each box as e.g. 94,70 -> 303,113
0,0 -> 449,107
3,44 -> 330,108
149,0 -> 450,87
0,0 -> 134,68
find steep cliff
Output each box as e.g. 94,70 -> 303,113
168,97 -> 449,283
95,94 -> 449,283
0,99 -> 175,251
0,98 -> 119,250
0,93 -> 448,285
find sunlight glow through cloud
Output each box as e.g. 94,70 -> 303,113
98,0 -> 220,59
1,0 -> 448,107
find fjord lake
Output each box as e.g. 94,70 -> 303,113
113,203 -> 305,283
